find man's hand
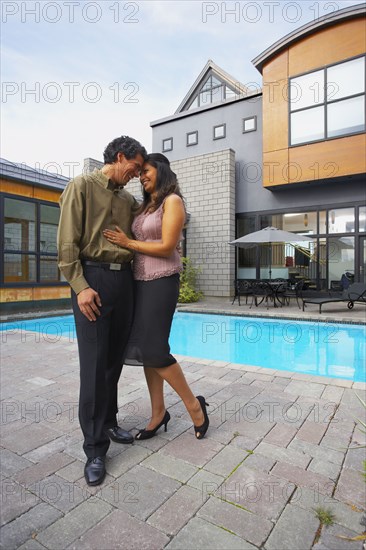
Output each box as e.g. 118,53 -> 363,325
77,288 -> 102,321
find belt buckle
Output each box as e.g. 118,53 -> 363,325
109,263 -> 122,271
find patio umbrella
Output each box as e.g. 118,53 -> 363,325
229,226 -> 314,279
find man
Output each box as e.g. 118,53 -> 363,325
57,135 -> 147,486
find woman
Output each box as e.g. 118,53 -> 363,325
103,153 -> 209,440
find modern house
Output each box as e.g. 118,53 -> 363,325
143,4 -> 366,297
0,159 -> 69,312
1,4 -> 365,310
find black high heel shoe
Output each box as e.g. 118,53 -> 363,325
194,396 -> 209,439
135,410 -> 171,440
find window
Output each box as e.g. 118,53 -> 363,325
187,73 -> 239,111
289,56 -> 365,145
359,206 -> 366,232
243,116 -> 257,133
328,207 -> 355,233
236,207 -> 362,288
328,236 -> 354,283
237,216 -> 256,272
162,138 -> 173,152
1,195 -> 62,285
213,124 -> 226,140
186,131 -> 198,146
40,204 -> 60,282
283,211 -> 317,234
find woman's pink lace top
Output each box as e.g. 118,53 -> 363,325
132,197 -> 183,281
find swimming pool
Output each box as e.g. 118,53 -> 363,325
2,313 -> 365,382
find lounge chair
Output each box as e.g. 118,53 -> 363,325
302,283 -> 366,314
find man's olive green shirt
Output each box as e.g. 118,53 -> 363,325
57,169 -> 139,295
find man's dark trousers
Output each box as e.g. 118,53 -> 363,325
71,264 -> 134,458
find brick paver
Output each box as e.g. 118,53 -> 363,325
264,504 -> 319,549
1,302 -> 365,549
198,495 -> 273,547
69,509 -> 169,550
263,423 -> 297,447
165,517 -> 257,549
147,485 -> 204,536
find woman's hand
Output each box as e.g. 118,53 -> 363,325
103,226 -> 129,248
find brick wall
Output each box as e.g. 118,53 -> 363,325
173,149 -> 235,297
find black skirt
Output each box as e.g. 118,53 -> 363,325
123,273 -> 180,368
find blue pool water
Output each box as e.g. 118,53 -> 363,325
2,313 -> 365,382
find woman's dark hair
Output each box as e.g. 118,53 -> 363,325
138,153 -> 185,214
103,135 -> 147,164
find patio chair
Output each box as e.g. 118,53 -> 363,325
282,280 -> 305,309
302,282 -> 366,314
250,281 -> 277,309
232,279 -> 253,305
272,281 -> 289,306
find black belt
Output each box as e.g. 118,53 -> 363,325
82,260 -> 131,271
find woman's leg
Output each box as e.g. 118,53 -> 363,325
153,362 -> 204,431
136,276 -> 205,433
143,367 -> 166,430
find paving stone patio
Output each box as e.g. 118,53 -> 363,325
1,297 -> 365,549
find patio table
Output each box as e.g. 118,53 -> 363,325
250,281 -> 287,309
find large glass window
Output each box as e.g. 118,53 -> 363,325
40,204 -> 60,282
318,211 -> 327,235
4,254 -> 36,283
236,207 -> 362,289
283,211 -> 317,234
237,217 -> 256,277
290,55 -> 365,145
1,195 -> 62,285
328,207 -> 355,233
260,212 -> 317,234
291,106 -> 325,145
328,236 -> 355,284
327,96 -> 365,138
290,70 -> 324,110
359,206 -> 366,232
327,57 -> 365,101
4,198 -> 36,252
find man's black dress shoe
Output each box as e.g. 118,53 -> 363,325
105,426 -> 134,444
84,457 -> 106,486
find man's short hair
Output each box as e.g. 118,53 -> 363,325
103,136 -> 147,164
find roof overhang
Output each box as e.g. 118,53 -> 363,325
151,90 -> 262,127
0,158 -> 69,191
252,3 -> 366,74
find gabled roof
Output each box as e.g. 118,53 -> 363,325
252,3 -> 366,74
0,157 -> 69,190
175,59 -> 250,114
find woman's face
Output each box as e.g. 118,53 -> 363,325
140,162 -> 157,195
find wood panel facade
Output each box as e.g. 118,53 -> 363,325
262,17 -> 366,187
0,175 -> 69,307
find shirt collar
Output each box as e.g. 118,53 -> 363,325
93,168 -> 122,192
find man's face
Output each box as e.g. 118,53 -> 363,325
115,152 -> 144,185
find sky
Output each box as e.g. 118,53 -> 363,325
1,0 -> 364,177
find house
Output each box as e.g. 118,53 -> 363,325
1,4 -> 365,308
0,159 -> 70,312
137,4 -> 365,297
